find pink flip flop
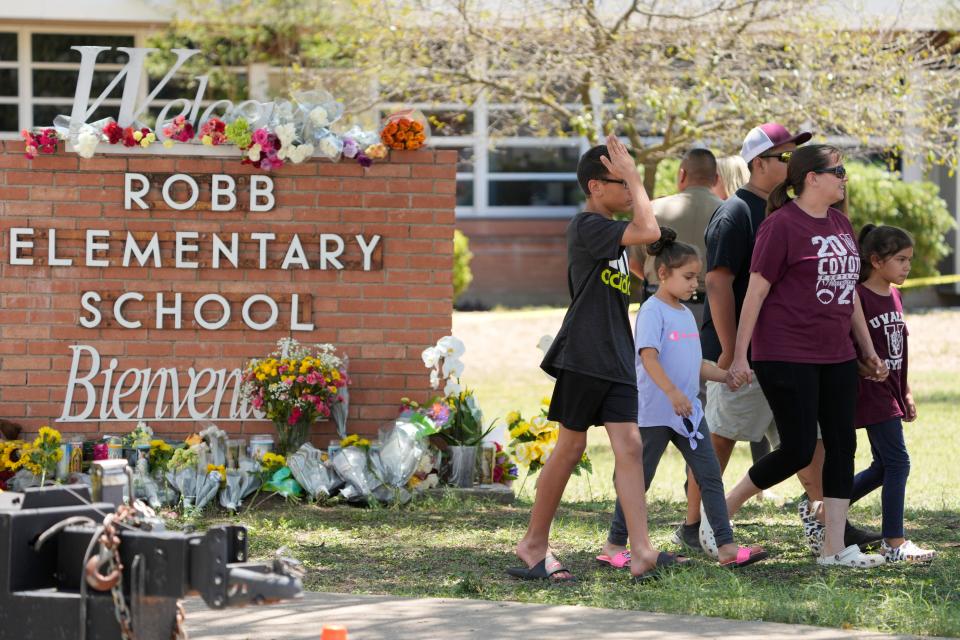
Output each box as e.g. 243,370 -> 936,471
595,550 -> 631,569
719,545 -> 768,568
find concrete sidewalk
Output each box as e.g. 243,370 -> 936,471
185,592 -> 939,640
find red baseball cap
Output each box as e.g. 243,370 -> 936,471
740,123 -> 812,163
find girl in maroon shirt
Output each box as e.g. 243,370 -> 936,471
848,224 -> 935,563
724,145 -> 889,568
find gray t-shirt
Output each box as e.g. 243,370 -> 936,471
540,212 -> 636,385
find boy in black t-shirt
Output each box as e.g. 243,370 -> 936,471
507,135 -> 687,582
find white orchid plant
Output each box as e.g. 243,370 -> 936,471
418,335 -> 494,447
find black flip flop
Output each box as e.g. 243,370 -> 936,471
632,551 -> 689,583
506,553 -> 576,583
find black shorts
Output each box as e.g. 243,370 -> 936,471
547,369 -> 638,432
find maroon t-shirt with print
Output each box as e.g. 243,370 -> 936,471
750,201 -> 860,363
855,285 -> 909,427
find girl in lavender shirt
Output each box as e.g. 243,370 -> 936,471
724,145 -> 889,568
848,224 -> 935,563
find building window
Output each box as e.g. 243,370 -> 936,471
0,32 -> 17,131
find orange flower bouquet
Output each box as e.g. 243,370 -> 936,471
380,109 -> 430,151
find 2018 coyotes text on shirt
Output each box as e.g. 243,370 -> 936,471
749,202 -> 859,364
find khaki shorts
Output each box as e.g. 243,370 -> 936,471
705,377 -> 780,446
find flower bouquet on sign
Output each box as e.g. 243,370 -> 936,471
242,338 -> 350,456
380,109 -> 430,151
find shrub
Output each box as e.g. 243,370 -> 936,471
453,229 -> 474,301
846,162 -> 955,278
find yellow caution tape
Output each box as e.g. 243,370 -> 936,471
896,274 -> 960,289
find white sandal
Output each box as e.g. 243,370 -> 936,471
817,544 -> 885,568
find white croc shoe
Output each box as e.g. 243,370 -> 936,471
817,544 -> 885,568
698,504 -> 725,560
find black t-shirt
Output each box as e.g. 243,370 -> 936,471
541,212 -> 636,385
700,188 -> 766,361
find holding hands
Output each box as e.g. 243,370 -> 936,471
729,355 -> 753,388
724,367 -> 752,391
857,353 -> 889,382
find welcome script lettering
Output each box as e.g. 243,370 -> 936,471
12,44 -> 392,424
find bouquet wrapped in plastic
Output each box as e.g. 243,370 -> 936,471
199,423 -> 229,468
377,414 -> 436,487
194,469 -> 222,509
132,458 -> 162,509
219,459 -> 262,511
166,466 -> 198,508
331,446 -> 380,502
287,443 -> 343,500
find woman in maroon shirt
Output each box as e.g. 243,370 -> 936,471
848,224 -> 935,563
724,145 -> 889,567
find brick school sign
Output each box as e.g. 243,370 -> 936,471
0,145 -> 456,439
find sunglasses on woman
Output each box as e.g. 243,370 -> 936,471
812,165 -> 846,179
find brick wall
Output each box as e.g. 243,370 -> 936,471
456,218 -> 571,308
0,142 -> 456,442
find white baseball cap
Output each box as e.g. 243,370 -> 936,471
740,123 -> 812,163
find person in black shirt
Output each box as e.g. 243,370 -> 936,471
508,135 -> 684,583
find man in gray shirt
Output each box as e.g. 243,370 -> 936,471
635,148 -> 721,326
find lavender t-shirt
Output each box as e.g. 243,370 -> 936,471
635,297 -> 705,447
856,285 -> 909,427
750,201 -> 860,363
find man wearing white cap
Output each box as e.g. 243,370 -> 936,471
678,123 -> 881,555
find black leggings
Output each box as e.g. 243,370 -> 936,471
748,359 -> 858,499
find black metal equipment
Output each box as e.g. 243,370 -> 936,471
0,484 -> 303,640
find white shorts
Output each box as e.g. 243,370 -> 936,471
705,377 -> 780,446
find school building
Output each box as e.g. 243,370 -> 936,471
1,1 -> 958,308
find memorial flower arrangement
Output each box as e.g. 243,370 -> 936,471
506,400 -> 592,477
493,442 -> 518,485
16,426 -> 65,486
162,114 -> 195,142
199,117 -> 227,145
21,128 -> 58,159
241,338 -> 349,455
122,421 -> 154,448
339,434 -> 372,450
148,439 -> 174,471
380,110 -> 428,151
418,335 -> 495,447
22,90 -> 430,171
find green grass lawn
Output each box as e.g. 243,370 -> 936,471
193,307 -> 960,636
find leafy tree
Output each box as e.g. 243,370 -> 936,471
357,0 -> 960,194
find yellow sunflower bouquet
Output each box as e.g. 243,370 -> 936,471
506,399 -> 591,476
